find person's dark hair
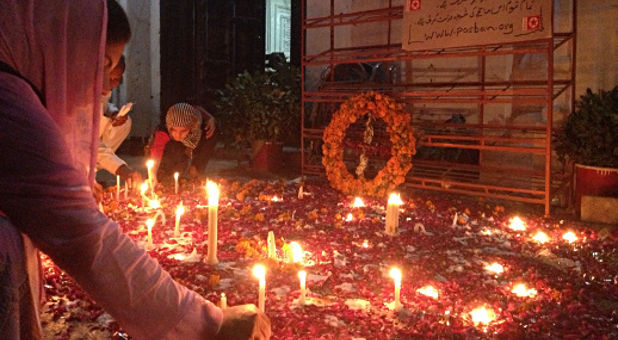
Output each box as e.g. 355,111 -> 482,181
107,0 -> 131,44
117,55 -> 126,72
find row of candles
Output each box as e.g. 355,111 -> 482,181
117,160 -> 584,329
247,261 -> 539,327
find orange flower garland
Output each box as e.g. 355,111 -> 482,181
322,92 -> 416,197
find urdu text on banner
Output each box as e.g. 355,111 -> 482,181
402,0 -> 553,51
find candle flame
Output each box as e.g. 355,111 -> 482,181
176,203 -> 185,216
271,195 -> 282,202
206,180 -> 219,206
148,199 -> 161,209
290,242 -> 303,263
146,159 -> 154,169
345,213 -> 354,222
140,182 -> 148,195
352,197 -> 365,208
253,264 -> 266,284
362,239 -> 369,248
532,231 -> 549,244
508,216 -> 526,231
389,268 -> 402,285
562,231 -> 578,243
484,262 -> 504,274
469,305 -> 496,326
146,218 -> 154,230
174,172 -> 179,180
511,283 -> 537,298
417,285 -> 439,299
388,193 -> 403,205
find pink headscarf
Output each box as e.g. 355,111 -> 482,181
0,0 -> 106,183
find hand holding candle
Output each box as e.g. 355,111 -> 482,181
253,264 -> 266,312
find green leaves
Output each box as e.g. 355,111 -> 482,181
553,86 -> 618,168
215,64 -> 301,146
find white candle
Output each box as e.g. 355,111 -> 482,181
220,293 -> 227,308
298,184 -> 304,199
390,268 -> 402,310
206,181 -> 219,265
146,159 -> 155,198
174,172 -> 179,195
116,175 -> 120,201
124,180 -> 128,200
267,231 -> 276,259
253,264 -> 266,312
289,241 -> 303,264
174,203 -> 185,238
146,218 -> 154,250
298,270 -> 307,305
98,201 -> 105,213
140,182 -> 148,207
385,193 -> 403,236
452,212 -> 458,226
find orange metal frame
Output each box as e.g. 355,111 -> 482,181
301,1 -> 576,215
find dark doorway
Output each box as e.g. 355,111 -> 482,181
160,0 -> 266,115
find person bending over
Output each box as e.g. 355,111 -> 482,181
149,102 -> 218,182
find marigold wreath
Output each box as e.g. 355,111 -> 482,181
322,92 -> 416,197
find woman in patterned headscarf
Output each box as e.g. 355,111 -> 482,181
149,102 -> 218,181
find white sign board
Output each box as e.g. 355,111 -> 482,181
402,0 -> 553,51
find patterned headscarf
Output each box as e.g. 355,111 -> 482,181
165,103 -> 203,150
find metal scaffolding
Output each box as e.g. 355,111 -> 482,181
301,0 -> 576,215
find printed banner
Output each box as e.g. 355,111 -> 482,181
402,0 -> 552,51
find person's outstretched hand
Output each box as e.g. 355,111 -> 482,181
215,304 -> 271,340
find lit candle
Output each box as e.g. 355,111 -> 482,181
390,268 -> 402,310
469,305 -> 496,326
174,172 -> 179,195
532,231 -> 550,244
511,283 -> 537,298
562,231 -> 578,243
124,180 -> 129,200
352,197 -> 365,208
146,160 -> 155,198
298,270 -> 307,305
220,293 -> 227,309
345,213 -> 354,222
174,203 -> 185,238
148,199 -> 161,209
253,264 -> 266,312
508,216 -> 526,231
206,181 -> 219,265
385,193 -> 403,236
116,175 -> 120,201
417,285 -> 439,299
484,262 -> 504,275
267,231 -> 276,260
140,182 -> 148,207
146,218 -> 154,250
290,241 -> 303,264
98,201 -> 105,213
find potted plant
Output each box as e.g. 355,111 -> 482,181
215,57 -> 300,171
553,86 -> 618,215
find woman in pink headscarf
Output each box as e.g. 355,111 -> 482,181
0,1 -> 270,339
